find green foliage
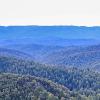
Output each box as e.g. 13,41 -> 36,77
0,73 -> 72,100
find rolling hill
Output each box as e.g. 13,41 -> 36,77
0,48 -> 33,60
0,44 -> 100,71
0,73 -> 72,100
0,54 -> 99,99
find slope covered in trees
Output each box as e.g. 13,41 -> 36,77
0,73 -> 100,100
0,55 -> 100,100
0,48 -> 33,60
1,43 -> 100,71
38,44 -> 100,70
0,73 -> 71,100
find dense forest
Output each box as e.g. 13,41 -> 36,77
0,55 -> 100,100
44,45 -> 100,70
0,73 -> 72,100
0,73 -> 100,100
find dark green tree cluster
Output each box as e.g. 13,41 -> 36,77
0,73 -> 75,100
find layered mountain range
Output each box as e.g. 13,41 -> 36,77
0,26 -> 100,99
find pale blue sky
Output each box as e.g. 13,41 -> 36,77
0,0 -> 100,26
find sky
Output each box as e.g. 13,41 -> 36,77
0,0 -> 100,26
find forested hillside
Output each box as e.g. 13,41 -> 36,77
0,55 -> 100,100
0,73 -> 73,100
1,43 -> 100,71
1,73 -> 99,100
43,45 -> 100,70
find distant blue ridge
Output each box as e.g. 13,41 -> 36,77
0,26 -> 100,46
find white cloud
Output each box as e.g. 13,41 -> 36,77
0,0 -> 100,26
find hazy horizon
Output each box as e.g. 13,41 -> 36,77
0,22 -> 100,27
